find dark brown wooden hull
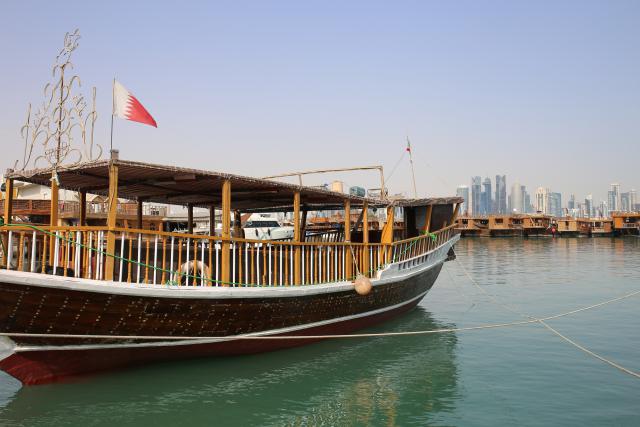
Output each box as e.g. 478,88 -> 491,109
0,263 -> 444,385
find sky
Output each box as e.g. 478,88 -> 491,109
1,1 -> 639,204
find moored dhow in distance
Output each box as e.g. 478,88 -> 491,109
0,155 -> 462,385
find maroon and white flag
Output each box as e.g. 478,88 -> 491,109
113,80 -> 157,128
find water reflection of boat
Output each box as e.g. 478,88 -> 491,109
0,307 -> 458,426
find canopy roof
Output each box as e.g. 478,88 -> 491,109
7,159 -> 380,212
7,159 -> 461,212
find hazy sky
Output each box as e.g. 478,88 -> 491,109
1,1 -> 639,204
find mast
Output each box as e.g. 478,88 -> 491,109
407,137 -> 418,198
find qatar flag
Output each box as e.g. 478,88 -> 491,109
113,80 -> 157,128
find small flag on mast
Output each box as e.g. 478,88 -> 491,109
113,80 -> 157,128
406,139 -> 412,152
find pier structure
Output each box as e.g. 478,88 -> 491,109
612,212 -> 640,236
456,214 -> 622,237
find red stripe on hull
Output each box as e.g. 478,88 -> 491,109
0,294 -> 425,385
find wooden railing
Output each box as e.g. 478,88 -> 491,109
0,224 -> 458,287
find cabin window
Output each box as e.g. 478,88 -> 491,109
245,221 -> 280,228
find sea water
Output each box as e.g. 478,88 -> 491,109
0,237 -> 638,426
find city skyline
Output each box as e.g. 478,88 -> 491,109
458,175 -> 638,217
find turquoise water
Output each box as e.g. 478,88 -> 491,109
0,237 -> 638,426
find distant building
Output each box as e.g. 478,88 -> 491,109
495,175 -> 507,214
456,185 -> 469,215
621,192 -> 631,212
584,195 -> 593,218
630,189 -> 637,212
481,177 -> 492,214
568,194 -> 575,211
609,183 -> 621,212
548,192 -> 562,217
509,182 -> 524,213
598,201 -> 607,218
523,187 -> 533,213
471,176 -> 482,215
535,187 -> 550,214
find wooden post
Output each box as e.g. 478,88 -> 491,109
221,179 -> 231,286
362,201 -> 369,276
381,206 -> 395,263
209,206 -> 215,236
3,178 -> 13,224
300,210 -> 308,243
1,177 -> 13,268
137,199 -> 143,230
79,191 -> 87,226
50,176 -> 59,227
344,200 -> 352,280
233,210 -> 242,237
187,204 -> 194,234
293,191 -> 301,285
450,203 -> 461,226
48,174 -> 60,265
105,162 -> 119,280
423,205 -> 433,233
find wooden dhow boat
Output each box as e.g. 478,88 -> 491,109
0,155 -> 462,385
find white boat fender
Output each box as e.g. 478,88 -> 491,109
354,274 -> 372,295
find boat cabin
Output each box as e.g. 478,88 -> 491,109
1,155 -> 462,287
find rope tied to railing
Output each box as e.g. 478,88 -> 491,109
0,223 -> 449,288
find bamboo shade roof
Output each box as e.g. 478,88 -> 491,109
6,159 -> 381,212
7,160 -> 462,212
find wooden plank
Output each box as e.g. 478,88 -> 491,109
48,176 -> 59,265
362,202 -> 369,277
293,191 -> 301,285
209,206 -> 215,236
104,162 -> 119,280
137,199 -> 143,230
221,179 -> 231,286
450,202 -> 461,225
423,205 -> 433,233
3,178 -> 14,224
187,204 -> 194,234
79,191 -> 87,226
381,205 -> 394,264
344,200 -> 352,280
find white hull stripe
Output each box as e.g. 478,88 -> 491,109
14,289 -> 431,353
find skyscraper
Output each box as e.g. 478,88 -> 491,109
471,176 -> 482,215
482,177 -> 492,214
456,185 -> 469,215
568,194 -> 575,210
610,183 -> 621,212
585,195 -> 593,218
621,192 -> 630,211
535,187 -> 550,214
630,189 -> 637,212
509,182 -> 524,213
523,187 -> 532,213
495,175 -> 507,214
548,192 -> 562,217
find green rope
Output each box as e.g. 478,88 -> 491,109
392,230 -> 438,263
1,223 -> 392,287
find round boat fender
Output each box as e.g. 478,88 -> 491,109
354,274 -> 372,295
176,260 -> 211,285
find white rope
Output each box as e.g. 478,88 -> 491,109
454,259 -> 640,380
2,287 -> 639,342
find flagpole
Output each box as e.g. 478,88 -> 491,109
407,137 -> 418,198
110,78 -> 115,154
